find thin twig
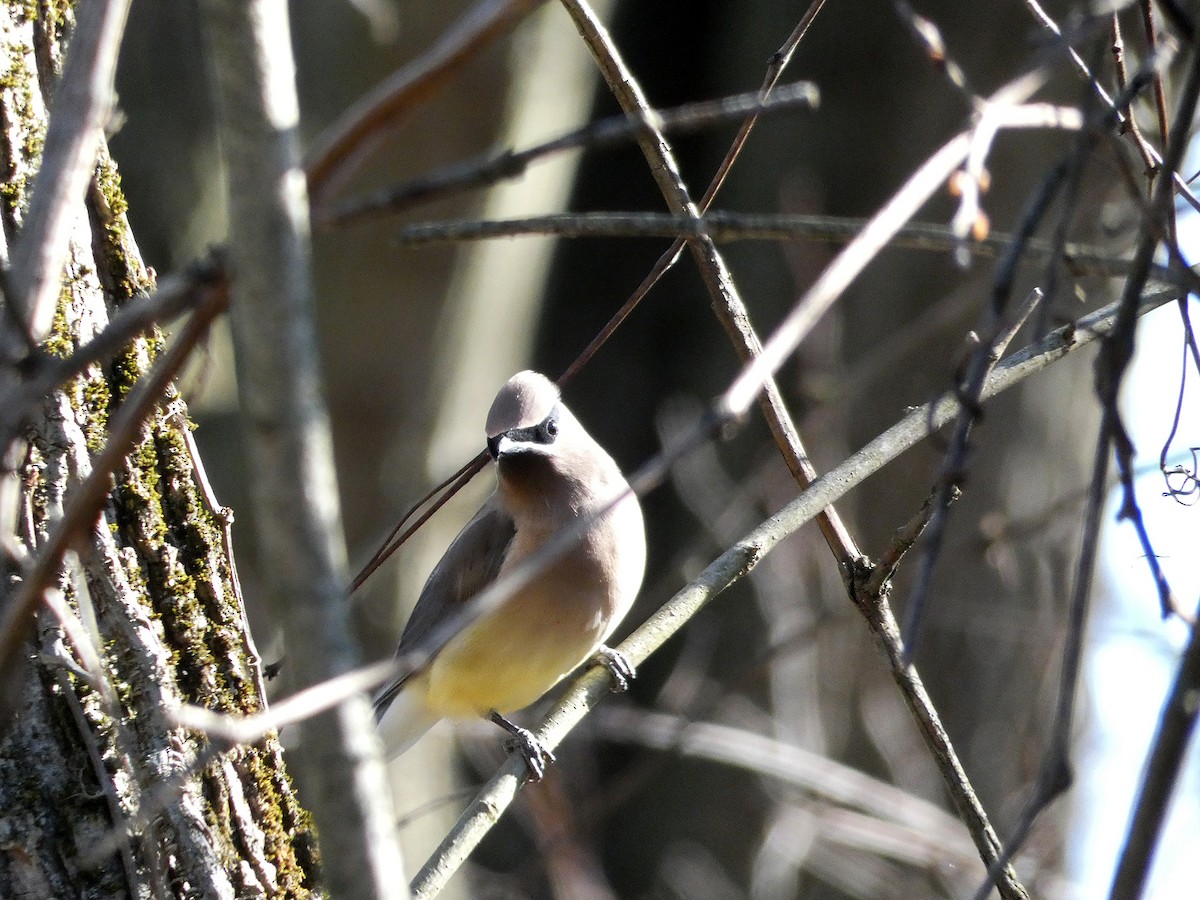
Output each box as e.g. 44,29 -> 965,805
863,486 -> 961,598
409,283 -> 1179,899
163,397 -> 264,691
1023,0 -> 1200,214
1140,0 -> 1173,242
971,36 -> 1200,900
392,209 -> 1194,283
352,451 -> 487,592
305,0 -> 547,208
172,659 -> 398,745
895,1 -> 977,103
1111,14 -> 1158,178
558,0 -> 863,566
1109,604 -> 1200,898
703,0 -> 828,213
8,0 -> 132,343
558,0 -> 830,387
321,81 -> 819,227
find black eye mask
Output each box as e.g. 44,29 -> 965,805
488,406 -> 561,459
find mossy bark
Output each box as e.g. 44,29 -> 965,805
0,3 -> 319,897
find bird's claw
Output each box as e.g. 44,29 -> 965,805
592,645 -> 636,693
490,710 -> 555,781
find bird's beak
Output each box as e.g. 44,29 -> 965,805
488,432 -> 553,462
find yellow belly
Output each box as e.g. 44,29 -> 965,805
423,589 -> 607,717
419,492 -> 643,720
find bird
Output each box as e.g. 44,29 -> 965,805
374,370 -> 645,778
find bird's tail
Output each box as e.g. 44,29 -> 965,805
375,674 -> 441,761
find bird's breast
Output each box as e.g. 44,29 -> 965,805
423,493 -> 644,718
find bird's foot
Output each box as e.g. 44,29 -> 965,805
592,645 -> 636,693
489,710 -> 555,781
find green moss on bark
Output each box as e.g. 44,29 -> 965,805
0,4 -> 321,893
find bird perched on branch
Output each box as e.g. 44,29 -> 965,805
374,370 -> 645,779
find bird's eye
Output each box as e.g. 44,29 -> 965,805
543,418 -> 559,440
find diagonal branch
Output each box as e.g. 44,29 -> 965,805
1110,606 -> 1200,898
558,0 -> 862,569
556,1 -> 829,388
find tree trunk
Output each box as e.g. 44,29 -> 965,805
0,4 -> 318,897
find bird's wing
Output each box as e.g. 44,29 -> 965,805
373,495 -> 515,716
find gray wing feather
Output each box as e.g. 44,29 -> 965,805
373,495 -> 515,716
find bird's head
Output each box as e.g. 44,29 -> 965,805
485,371 -> 617,518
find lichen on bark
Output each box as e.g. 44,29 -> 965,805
0,3 -> 320,897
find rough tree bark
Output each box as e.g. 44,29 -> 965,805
0,4 -> 318,897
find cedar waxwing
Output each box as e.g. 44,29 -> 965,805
374,371 -> 645,777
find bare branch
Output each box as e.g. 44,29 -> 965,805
352,451 -> 488,592
1110,606 -> 1200,898
392,210 -> 1192,283
172,660 -> 398,745
320,80 -> 819,226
